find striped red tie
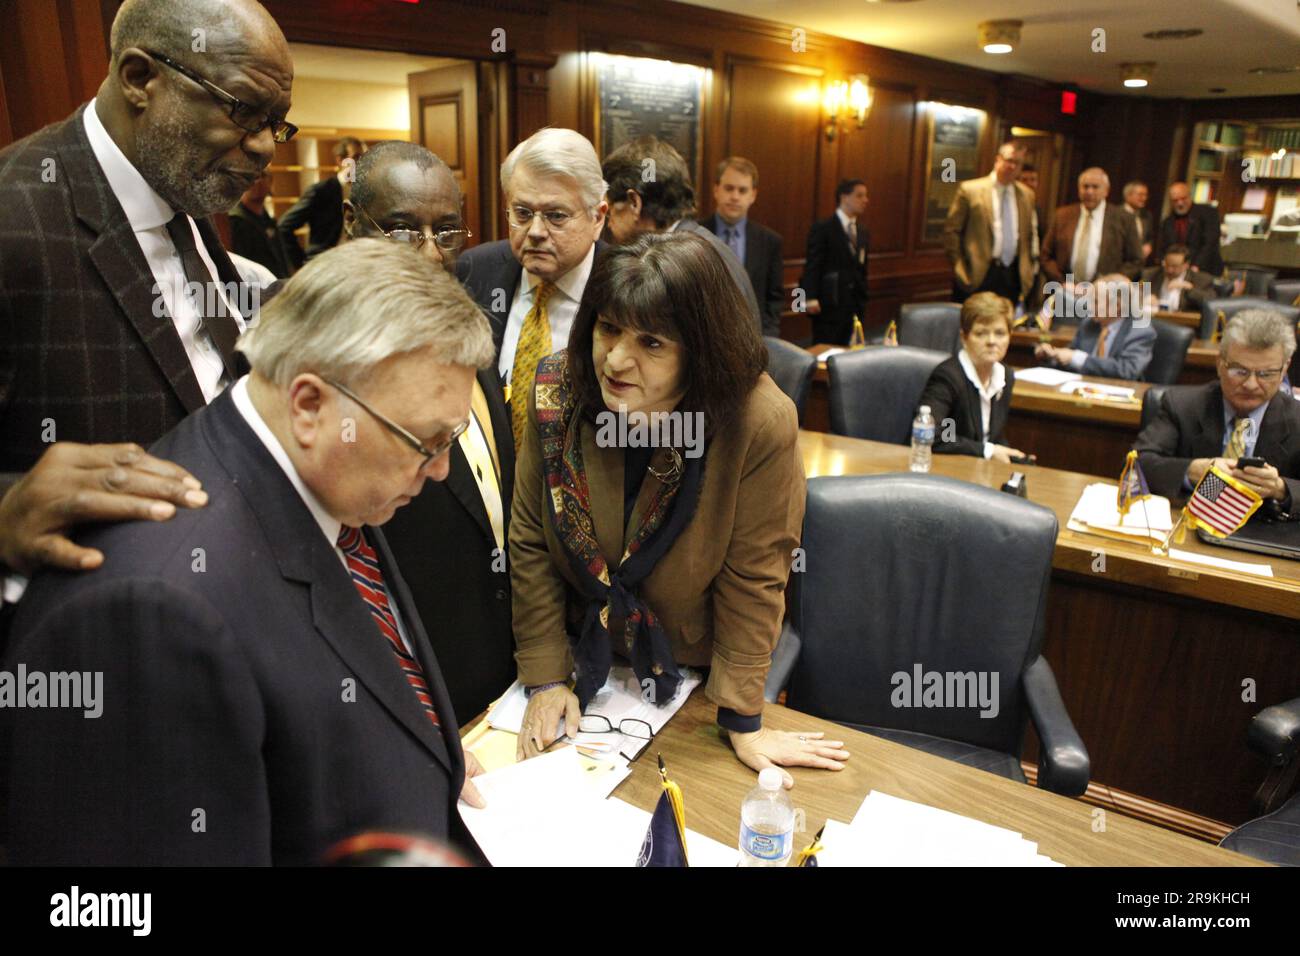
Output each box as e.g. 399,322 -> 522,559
337,526 -> 440,727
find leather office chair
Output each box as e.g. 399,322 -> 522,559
898,302 -> 962,355
1139,384 -> 1171,432
1144,318 -> 1194,385
1212,277 -> 1237,299
767,474 -> 1090,796
1270,279 -> 1300,307
763,336 -> 817,423
827,346 -> 948,445
1241,267 -> 1278,299
1198,297 -> 1300,341
1219,696 -> 1300,866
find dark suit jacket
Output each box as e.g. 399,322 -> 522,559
1140,264 -> 1214,313
1040,202 -> 1144,284
801,214 -> 868,317
0,389 -> 469,865
1156,204 -> 1224,275
1128,206 -> 1154,248
0,103 -> 249,474
1064,316 -> 1157,381
703,215 -> 784,336
384,368 -> 516,724
672,219 -> 762,333
277,175 -> 344,268
1134,381 -> 1300,512
229,202 -> 293,279
918,356 -> 1015,457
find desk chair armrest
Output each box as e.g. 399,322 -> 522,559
764,622 -> 802,704
1023,655 -> 1090,797
1249,697 -> 1300,764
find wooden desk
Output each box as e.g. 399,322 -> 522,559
1008,327 -> 1218,385
797,430 -> 1300,829
612,692 -> 1260,865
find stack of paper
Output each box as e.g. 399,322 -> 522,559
458,747 -> 736,867
815,791 -> 1061,867
1060,380 -> 1138,403
1014,367 -> 1081,387
1067,482 -> 1173,544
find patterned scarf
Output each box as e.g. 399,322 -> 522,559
534,353 -> 706,709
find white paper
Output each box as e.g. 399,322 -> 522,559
1167,548 -> 1274,577
1068,482 -> 1173,542
1014,366 -> 1082,386
1059,380 -> 1137,401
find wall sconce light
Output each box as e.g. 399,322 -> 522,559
824,76 -> 872,140
1121,62 -> 1156,88
849,74 -> 873,127
978,20 -> 1021,55
823,80 -> 847,141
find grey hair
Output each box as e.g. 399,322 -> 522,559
1122,180 -> 1147,198
500,127 -> 608,211
1078,166 -> 1110,188
237,239 -> 494,386
1219,309 -> 1298,363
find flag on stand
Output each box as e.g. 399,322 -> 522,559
881,318 -> 897,347
1181,466 -> 1262,539
1116,450 -> 1152,518
636,754 -> 689,867
851,315 -> 870,349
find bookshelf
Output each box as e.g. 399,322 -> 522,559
1187,119 -> 1300,224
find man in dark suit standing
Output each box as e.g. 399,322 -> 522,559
1135,309 -> 1299,514
1122,180 -> 1154,262
1142,244 -> 1214,313
1,241 -> 494,865
703,156 -> 784,336
801,179 -> 870,345
344,141 -> 517,723
1157,181 -> 1224,276
229,172 -> 293,279
0,0 -> 294,602
1040,167 -> 1144,291
277,136 -> 364,269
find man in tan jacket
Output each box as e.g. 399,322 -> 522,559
943,143 -> 1037,306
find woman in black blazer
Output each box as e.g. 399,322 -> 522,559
918,292 -> 1028,463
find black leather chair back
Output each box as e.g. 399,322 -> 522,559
1140,384 -> 1171,432
1212,277 -> 1236,299
787,474 -> 1058,755
827,346 -> 949,444
898,303 -> 962,355
1242,268 -> 1278,299
1198,297 -> 1295,340
1271,279 -> 1300,307
1144,318 -> 1194,384
763,336 -> 816,423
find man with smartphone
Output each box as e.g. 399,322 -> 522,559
1135,310 -> 1300,518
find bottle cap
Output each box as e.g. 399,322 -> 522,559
919,405 -> 931,415
758,767 -> 783,791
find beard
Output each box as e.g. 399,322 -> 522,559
134,111 -> 261,217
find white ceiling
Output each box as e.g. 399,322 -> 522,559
288,42 -> 458,85
678,0 -> 1300,99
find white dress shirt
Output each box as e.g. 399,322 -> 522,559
497,243 -> 596,380
1158,269 -> 1190,311
989,175 -> 1019,261
957,349 -> 1007,459
1124,203 -> 1146,242
83,98 -> 243,404
1071,202 -> 1106,282
231,376 -> 414,654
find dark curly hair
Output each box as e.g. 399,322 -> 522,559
602,136 -> 696,228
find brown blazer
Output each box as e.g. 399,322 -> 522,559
942,174 -> 1036,294
1140,264 -> 1214,313
509,363 -> 806,719
1040,202 -> 1143,285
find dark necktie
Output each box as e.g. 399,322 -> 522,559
164,213 -> 242,381
338,526 -> 441,727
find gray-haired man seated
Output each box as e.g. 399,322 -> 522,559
1,240 -> 495,864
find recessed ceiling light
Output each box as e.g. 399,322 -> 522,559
1121,62 -> 1156,88
978,20 -> 1021,55
1142,29 -> 1203,40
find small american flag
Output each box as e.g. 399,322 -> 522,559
1186,469 -> 1261,538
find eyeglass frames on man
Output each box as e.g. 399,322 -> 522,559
145,49 -> 298,143
353,203 -> 472,252
505,204 -> 586,231
1221,362 -> 1284,384
324,378 -> 468,466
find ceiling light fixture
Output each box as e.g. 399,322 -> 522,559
978,20 -> 1021,55
1121,62 -> 1156,88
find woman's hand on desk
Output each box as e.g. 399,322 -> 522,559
990,445 -> 1028,465
726,728 -> 849,788
516,685 -> 580,761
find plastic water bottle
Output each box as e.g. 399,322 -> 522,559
738,767 -> 794,867
910,404 -> 935,473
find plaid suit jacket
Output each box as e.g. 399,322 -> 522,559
0,103 -> 246,473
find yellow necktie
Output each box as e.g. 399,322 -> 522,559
1224,417 -> 1251,460
1096,323 -> 1109,358
510,281 -> 556,450
1072,208 -> 1092,281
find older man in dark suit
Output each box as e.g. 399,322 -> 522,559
1157,181 -> 1224,276
1,241 -> 494,865
0,0 -> 293,588
703,156 -> 784,336
1035,274 -> 1156,381
1041,168 -> 1144,292
801,179 -> 870,344
1135,309 -> 1299,514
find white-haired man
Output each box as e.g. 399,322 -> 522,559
1136,309 -> 1300,515
1040,167 -> 1143,288
1,240 -> 495,865
455,127 -> 609,448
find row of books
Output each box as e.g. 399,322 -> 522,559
1246,151 -> 1300,180
1262,127 -> 1300,149
1200,122 -> 1246,147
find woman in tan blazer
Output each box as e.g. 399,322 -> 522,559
510,232 -> 848,784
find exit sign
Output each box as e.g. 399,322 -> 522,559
1061,90 -> 1077,115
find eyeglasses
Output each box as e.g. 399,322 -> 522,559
354,203 -> 472,252
1222,364 -> 1285,384
576,715 -> 652,739
506,204 -> 585,231
146,49 -> 298,144
324,378 -> 468,466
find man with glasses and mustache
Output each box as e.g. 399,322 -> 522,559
455,128 -> 610,450
0,0 -> 294,615
1136,309 -> 1300,518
